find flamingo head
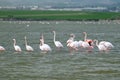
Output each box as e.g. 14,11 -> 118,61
24,36 -> 26,39
93,39 -> 98,46
93,39 -> 97,42
83,32 -> 87,34
53,31 -> 55,33
86,39 -> 93,42
86,39 -> 94,46
70,33 -> 75,38
13,39 -> 15,41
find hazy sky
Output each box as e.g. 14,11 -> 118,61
0,0 -> 120,7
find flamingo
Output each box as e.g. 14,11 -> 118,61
68,41 -> 79,50
66,33 -> 76,46
0,46 -> 5,51
24,36 -> 34,52
53,31 -> 63,50
71,32 -> 93,52
99,41 -> 114,50
13,39 -> 22,52
82,32 -> 94,51
39,34 -> 52,53
66,33 -> 75,44
67,34 -> 79,52
83,32 -> 94,46
94,39 -> 107,52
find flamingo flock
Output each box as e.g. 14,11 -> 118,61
0,31 -> 114,53
66,32 -> 114,52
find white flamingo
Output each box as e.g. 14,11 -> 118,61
13,39 -> 22,52
94,39 -> 107,52
99,41 -> 114,50
39,34 -> 52,53
0,46 -> 5,51
24,36 -> 34,52
67,34 -> 74,47
67,34 -> 79,52
53,31 -> 63,49
66,34 -> 74,45
69,41 -> 79,50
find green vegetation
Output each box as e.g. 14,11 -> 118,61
0,10 -> 120,21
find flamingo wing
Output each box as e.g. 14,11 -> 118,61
82,42 -> 90,48
26,45 -> 34,51
15,45 -> 22,52
43,44 -> 52,51
0,46 -> 5,51
104,42 -> 114,49
99,41 -> 106,45
55,41 -> 63,48
78,40 -> 84,47
98,44 -> 107,51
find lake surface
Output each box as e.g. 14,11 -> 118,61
0,21 -> 120,80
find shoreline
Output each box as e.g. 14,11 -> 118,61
0,20 -> 120,23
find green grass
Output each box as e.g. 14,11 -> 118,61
0,10 -> 120,21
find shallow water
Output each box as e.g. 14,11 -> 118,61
0,21 -> 120,80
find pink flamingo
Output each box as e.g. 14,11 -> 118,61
83,32 -> 94,46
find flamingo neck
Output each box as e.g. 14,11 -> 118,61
40,38 -> 44,46
13,39 -> 16,47
40,34 -> 44,45
53,32 -> 56,42
84,32 -> 87,41
25,38 -> 28,46
40,40 -> 42,46
71,37 -> 74,41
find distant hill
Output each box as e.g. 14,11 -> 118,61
0,0 -> 120,7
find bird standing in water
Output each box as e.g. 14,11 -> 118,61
53,31 -> 63,50
24,36 -> 34,52
39,34 -> 52,53
13,39 -> 22,52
